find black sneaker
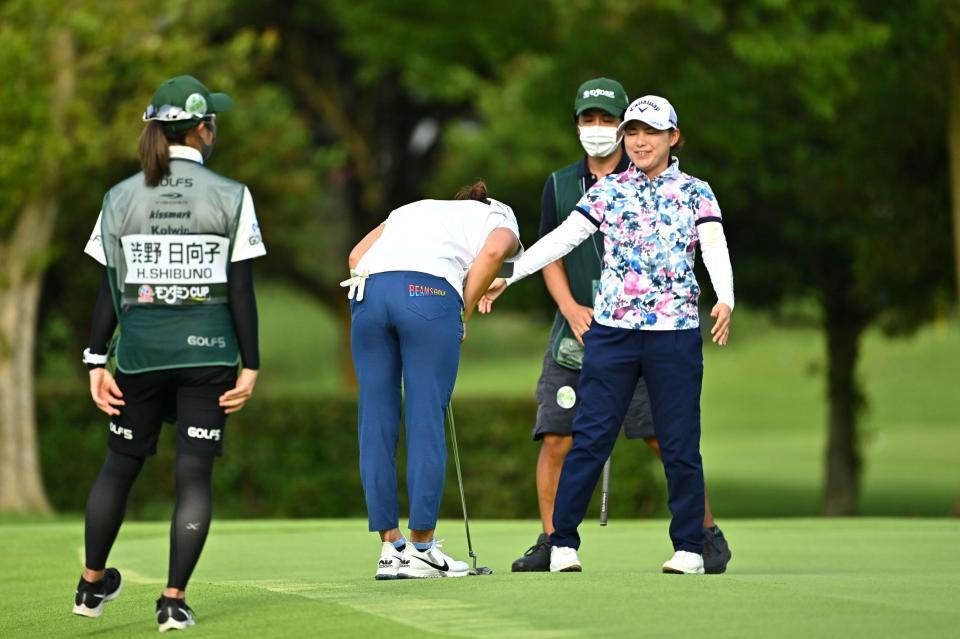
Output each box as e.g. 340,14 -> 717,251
156,596 -> 196,632
702,525 -> 732,574
72,568 -> 122,618
511,533 -> 552,572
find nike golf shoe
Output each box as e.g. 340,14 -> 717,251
662,550 -> 705,574
549,546 -> 582,572
375,541 -> 406,580
156,595 -> 196,632
397,540 -> 469,578
72,568 -> 123,618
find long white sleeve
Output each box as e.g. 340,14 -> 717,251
698,221 -> 735,309
505,212 -> 598,285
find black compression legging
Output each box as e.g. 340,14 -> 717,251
167,453 -> 215,590
84,450 -> 145,571
83,450 -> 215,591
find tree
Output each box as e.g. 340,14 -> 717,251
222,0 -> 557,383
0,0 -> 323,512
0,12 -> 72,512
718,0 -> 950,514
944,0 -> 960,313
429,0 -> 952,514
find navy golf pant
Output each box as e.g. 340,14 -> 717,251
351,271 -> 463,532
551,322 -> 706,553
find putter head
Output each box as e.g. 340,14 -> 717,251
466,551 -> 491,575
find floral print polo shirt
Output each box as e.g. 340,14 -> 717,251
574,158 -> 723,331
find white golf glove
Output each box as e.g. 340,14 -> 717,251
339,267 -> 370,301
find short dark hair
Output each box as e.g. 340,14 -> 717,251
671,129 -> 685,154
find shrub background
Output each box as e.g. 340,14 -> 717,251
39,391 -> 662,521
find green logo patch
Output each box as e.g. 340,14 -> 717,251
185,93 -> 208,117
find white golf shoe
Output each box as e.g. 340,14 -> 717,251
549,546 -> 582,572
397,541 -> 469,578
375,541 -> 405,580
662,550 -> 705,574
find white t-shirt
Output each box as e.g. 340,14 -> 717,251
84,146 -> 266,265
360,198 -> 523,299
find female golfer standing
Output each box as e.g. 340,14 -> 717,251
343,182 -> 520,579
482,96 -> 734,575
73,75 -> 265,631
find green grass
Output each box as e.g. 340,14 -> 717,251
3,518 -> 958,638
697,312 -> 960,517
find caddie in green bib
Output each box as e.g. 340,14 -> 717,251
99,75 -> 245,373
76,74 -> 266,630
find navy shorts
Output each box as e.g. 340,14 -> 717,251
532,351 -> 654,441
107,366 -> 237,457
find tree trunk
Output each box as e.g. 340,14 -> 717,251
0,29 -> 73,513
0,207 -> 57,512
946,1 -> 960,312
821,307 -> 867,516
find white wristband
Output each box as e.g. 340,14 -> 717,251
82,348 -> 108,365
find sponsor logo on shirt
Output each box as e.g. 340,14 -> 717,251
150,225 -> 191,235
187,334 -> 226,348
409,284 -> 446,297
156,285 -> 211,304
158,177 -> 194,188
137,285 -> 155,303
249,222 -> 263,246
149,210 -> 191,219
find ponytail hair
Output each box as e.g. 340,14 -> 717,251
139,121 -> 170,187
455,179 -> 490,204
139,121 -> 192,187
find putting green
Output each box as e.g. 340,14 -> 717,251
4,518 -> 957,638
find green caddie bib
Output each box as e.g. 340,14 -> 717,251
547,161 -> 605,370
100,158 -> 245,373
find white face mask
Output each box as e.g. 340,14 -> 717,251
578,125 -> 622,158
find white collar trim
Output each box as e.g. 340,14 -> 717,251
169,145 -> 203,164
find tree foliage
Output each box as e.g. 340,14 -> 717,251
0,0 -> 952,514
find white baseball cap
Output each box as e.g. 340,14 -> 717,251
618,95 -> 678,131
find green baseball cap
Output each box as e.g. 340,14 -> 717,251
143,75 -> 233,129
574,77 -> 629,118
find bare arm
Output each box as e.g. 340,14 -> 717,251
462,228 -> 519,322
542,260 -> 594,344
348,224 -> 385,269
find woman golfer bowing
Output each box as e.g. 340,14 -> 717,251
343,181 -> 521,579
73,75 -> 265,631
482,96 -> 734,575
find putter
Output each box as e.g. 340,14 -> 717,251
600,456 -> 611,526
446,402 -> 493,576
